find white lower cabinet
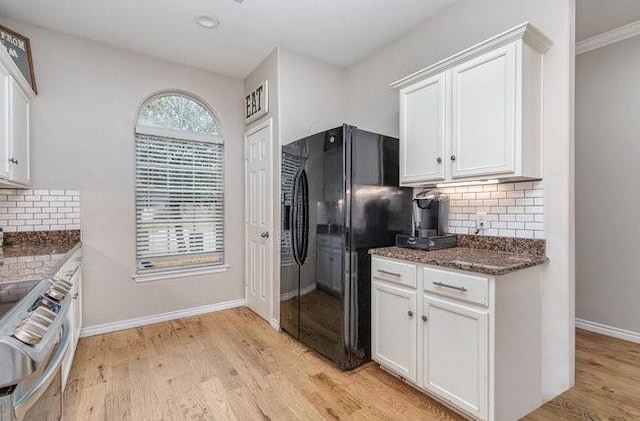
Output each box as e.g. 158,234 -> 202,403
422,296 -> 488,419
371,256 -> 543,421
371,281 -> 417,382
61,251 -> 83,390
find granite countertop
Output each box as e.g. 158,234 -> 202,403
370,235 -> 548,276
0,230 -> 81,284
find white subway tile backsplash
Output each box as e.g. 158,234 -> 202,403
0,190 -> 80,232
441,181 -> 544,239
497,183 -> 515,191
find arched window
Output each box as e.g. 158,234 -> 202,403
135,93 -> 224,276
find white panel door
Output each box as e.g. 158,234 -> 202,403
451,43 -> 517,178
372,281 -> 417,382
422,295 -> 488,420
399,73 -> 446,184
8,76 -> 30,185
245,120 -> 273,322
0,63 -> 9,180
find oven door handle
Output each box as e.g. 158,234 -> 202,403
14,320 -> 71,416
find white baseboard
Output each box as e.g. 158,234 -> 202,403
575,318 -> 640,344
269,318 -> 280,331
80,299 -> 246,338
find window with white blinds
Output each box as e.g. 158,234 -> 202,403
135,93 -> 224,274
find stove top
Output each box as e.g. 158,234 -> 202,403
0,279 -> 42,320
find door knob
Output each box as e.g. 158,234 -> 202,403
437,157 -> 442,163
422,315 -> 427,322
261,231 -> 270,239
407,310 -> 413,317
450,155 -> 456,161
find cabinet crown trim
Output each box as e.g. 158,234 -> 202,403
390,22 -> 552,90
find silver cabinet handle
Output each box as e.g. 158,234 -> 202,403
422,315 -> 427,322
378,269 -> 401,277
433,281 -> 467,292
8,158 -> 18,165
261,231 -> 270,239
407,310 -> 413,317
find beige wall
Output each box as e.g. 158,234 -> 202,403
345,0 -> 575,399
575,35 -> 640,334
279,49 -> 347,145
5,19 -> 246,327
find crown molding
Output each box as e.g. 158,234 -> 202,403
576,19 -> 640,55
391,22 -> 552,90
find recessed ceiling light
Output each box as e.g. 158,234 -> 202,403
196,15 -> 220,29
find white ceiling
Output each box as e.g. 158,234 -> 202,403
577,0 -> 640,41
0,0 -> 456,79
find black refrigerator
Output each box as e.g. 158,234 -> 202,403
280,124 -> 412,370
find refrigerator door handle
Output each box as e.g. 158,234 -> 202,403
298,169 -> 309,265
291,168 -> 302,266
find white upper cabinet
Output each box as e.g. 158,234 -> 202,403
392,22 -> 552,187
0,46 -> 34,188
8,77 -> 30,185
0,62 -> 10,180
399,73 -> 446,184
450,44 -> 516,178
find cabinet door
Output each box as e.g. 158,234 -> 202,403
72,270 -> 82,343
0,63 -> 9,179
62,270 -> 82,390
451,43 -> 516,178
8,77 -> 30,185
371,281 -> 417,382
399,73 -> 446,184
422,295 -> 488,420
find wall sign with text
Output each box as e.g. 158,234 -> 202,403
245,80 -> 268,125
0,25 -> 37,94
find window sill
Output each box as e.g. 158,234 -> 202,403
132,265 -> 230,283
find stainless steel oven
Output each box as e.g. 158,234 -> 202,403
12,322 -> 70,421
0,277 -> 75,421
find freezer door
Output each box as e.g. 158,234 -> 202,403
280,143 -> 302,337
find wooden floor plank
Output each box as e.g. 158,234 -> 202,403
64,310 -> 640,420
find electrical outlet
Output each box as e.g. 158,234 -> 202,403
475,212 -> 488,230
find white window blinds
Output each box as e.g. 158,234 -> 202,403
135,134 -> 224,272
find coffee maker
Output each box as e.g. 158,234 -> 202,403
396,190 -> 457,250
413,190 -> 449,238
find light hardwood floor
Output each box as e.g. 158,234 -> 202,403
64,308 -> 640,420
